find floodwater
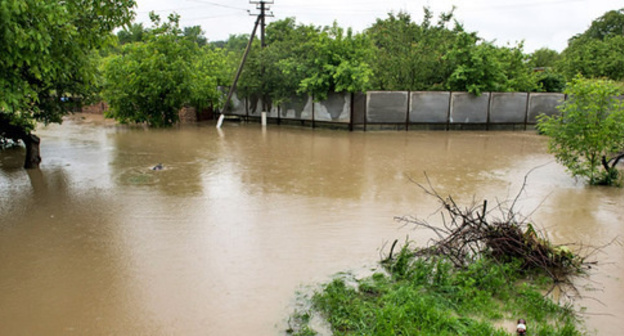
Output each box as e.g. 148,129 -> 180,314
0,114 -> 622,335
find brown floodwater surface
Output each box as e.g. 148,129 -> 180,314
0,114 -> 622,335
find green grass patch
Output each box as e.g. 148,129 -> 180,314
287,247 -> 584,336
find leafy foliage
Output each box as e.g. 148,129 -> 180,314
534,70 -> 566,93
116,22 -> 148,45
103,13 -> 229,127
559,35 -> 624,81
558,9 -> 624,82
183,25 -> 208,47
237,18 -> 372,106
366,9 -> 458,91
572,8 -> 624,41
537,76 -> 624,186
444,33 -> 506,95
445,33 -> 538,95
233,8 -> 624,100
0,0 -> 136,133
529,48 -> 561,69
297,23 -> 373,101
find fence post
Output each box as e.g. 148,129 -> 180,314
405,91 -> 410,131
446,91 -> 452,131
312,95 -> 315,129
486,92 -> 492,131
524,92 -> 530,130
349,92 -> 354,132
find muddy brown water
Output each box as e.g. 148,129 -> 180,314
1,114 -> 622,335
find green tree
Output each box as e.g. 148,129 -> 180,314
537,77 -> 624,186
445,33 -> 539,95
211,34 -> 250,54
0,0 -> 136,168
534,69 -> 566,92
183,25 -> 208,47
559,9 -> 624,81
529,48 -> 560,68
103,13 -> 226,127
444,32 -> 507,95
297,22 -> 373,101
365,9 -> 458,91
238,18 -> 314,106
573,8 -> 624,41
559,35 -> 624,81
189,47 -> 233,111
117,22 -> 148,45
496,42 -> 539,92
238,18 -> 373,106
529,48 -> 565,92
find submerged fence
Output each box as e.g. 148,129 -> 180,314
224,91 -> 570,130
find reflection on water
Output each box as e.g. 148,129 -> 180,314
0,114 -> 622,335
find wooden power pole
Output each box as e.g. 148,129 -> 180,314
217,1 -> 273,128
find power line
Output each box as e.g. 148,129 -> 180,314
185,0 -> 249,12
137,6 -> 210,14
185,13 -> 250,21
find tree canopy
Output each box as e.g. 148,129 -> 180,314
366,10 -> 458,91
237,18 -> 373,106
103,13 -> 231,127
235,8 -> 543,100
558,9 -> 624,81
0,0 -> 136,168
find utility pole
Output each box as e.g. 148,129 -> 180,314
250,1 -> 273,48
250,1 -> 273,123
217,1 -> 273,128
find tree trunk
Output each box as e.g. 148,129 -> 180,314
23,134 -> 42,169
1,115 -> 42,169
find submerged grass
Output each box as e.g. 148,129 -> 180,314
287,246 -> 584,336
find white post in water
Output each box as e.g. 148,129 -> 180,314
261,111 -> 267,126
216,114 -> 225,128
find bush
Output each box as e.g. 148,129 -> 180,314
537,76 -> 624,186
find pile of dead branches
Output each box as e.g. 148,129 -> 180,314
392,175 -> 603,288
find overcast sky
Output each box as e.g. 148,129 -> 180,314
134,0 -> 622,52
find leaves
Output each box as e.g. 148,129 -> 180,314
1,0 -> 136,134
366,9 -> 457,91
102,13 -> 227,127
238,18 -> 373,104
537,76 -> 624,186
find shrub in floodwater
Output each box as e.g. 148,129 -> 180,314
537,76 -> 624,187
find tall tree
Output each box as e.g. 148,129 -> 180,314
238,18 -> 373,105
183,25 -> 208,47
529,48 -> 560,68
103,13 -> 227,127
366,9 -> 458,91
297,22 -> 373,101
559,35 -> 624,81
444,32 -> 507,95
559,9 -> 624,81
117,22 -> 148,45
573,8 -> 624,41
0,0 -> 136,168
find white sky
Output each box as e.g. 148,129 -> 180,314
134,0 -> 623,52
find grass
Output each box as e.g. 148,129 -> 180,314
287,245 -> 584,336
